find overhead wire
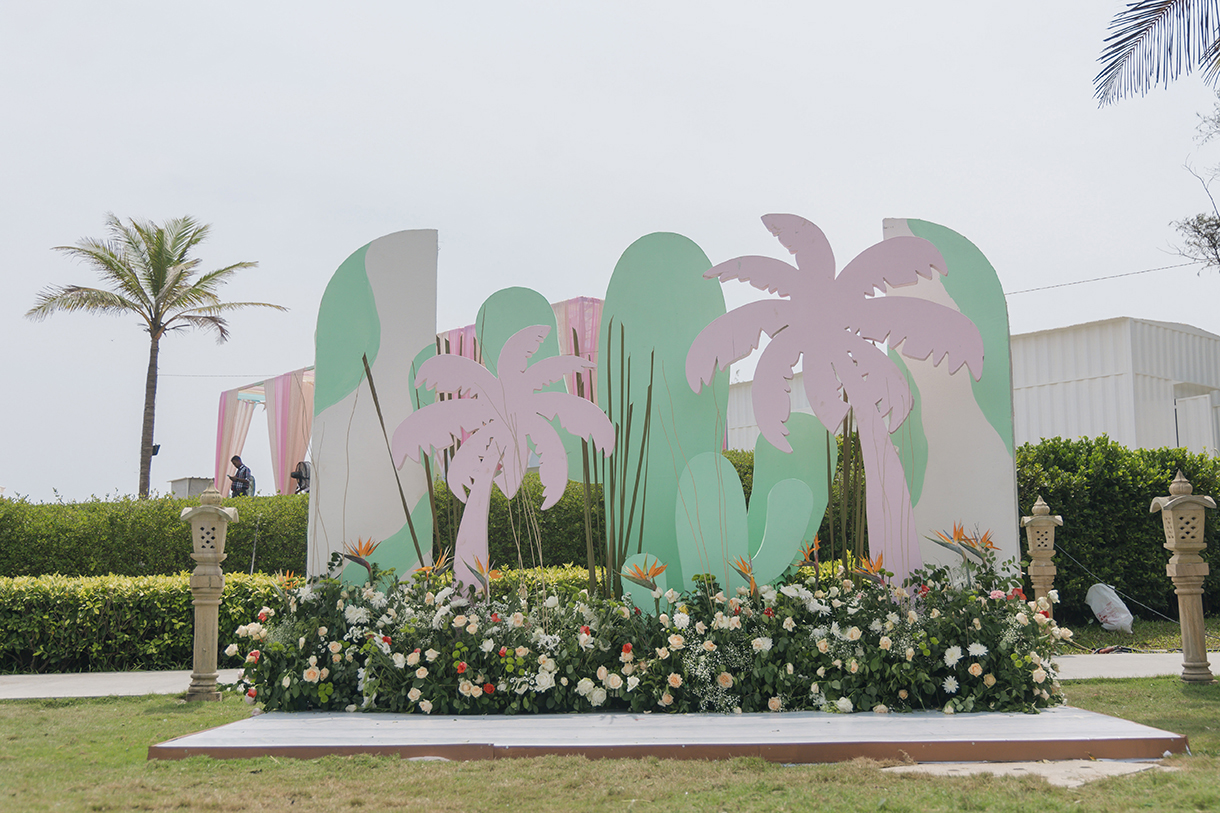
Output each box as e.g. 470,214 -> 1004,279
1006,260 -> 1201,295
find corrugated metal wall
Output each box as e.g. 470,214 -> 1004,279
729,318 -> 1220,455
1011,317 -> 1220,451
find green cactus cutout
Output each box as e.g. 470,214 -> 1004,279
750,478 -> 814,586
674,452 -> 750,595
600,233 -> 728,592
747,412 -> 836,562
341,494 -> 432,587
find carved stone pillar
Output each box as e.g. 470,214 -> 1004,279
1150,471 -> 1215,685
180,486 -> 239,701
1021,495 -> 1063,617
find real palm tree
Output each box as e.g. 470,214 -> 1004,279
26,214 -> 285,497
1095,0 -> 1220,104
686,214 -> 983,583
392,324 -> 615,590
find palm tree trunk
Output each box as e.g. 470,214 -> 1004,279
855,408 -> 921,586
453,472 -> 494,592
138,333 -> 160,498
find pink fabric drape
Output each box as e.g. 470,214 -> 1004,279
552,296 -> 603,402
264,368 -> 316,495
214,389 -> 256,491
439,325 -> 479,362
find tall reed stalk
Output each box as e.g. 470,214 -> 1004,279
599,319 -> 654,598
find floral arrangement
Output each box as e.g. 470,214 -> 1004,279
226,534 -> 1071,716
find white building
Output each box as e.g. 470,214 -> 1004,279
726,317 -> 1220,458
1011,317 -> 1220,455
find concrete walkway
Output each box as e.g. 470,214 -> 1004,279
0,668 -> 244,700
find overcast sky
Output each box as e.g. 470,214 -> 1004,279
3,2 -> 1219,503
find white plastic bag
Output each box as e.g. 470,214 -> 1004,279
1085,584 -> 1134,633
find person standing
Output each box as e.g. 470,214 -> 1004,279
228,455 -> 252,497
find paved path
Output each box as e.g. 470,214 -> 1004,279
0,669 -> 244,700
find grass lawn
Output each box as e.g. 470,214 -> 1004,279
0,678 -> 1217,812
1065,616 -> 1220,654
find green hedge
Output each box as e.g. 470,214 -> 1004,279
1015,436 -> 1220,623
0,573 -> 280,673
0,494 -> 308,578
429,473 -> 606,568
5,441 -> 1216,625
0,567 -> 598,674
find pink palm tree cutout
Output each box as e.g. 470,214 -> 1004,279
392,325 -> 616,590
685,214 -> 984,583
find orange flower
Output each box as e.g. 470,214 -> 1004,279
344,538 -> 381,558
275,570 -> 303,590
474,556 -> 502,581
413,549 -> 451,578
730,556 -> 758,596
962,529 -> 998,551
798,536 -> 821,565
622,557 -> 668,591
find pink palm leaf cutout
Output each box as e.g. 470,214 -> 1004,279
392,324 -> 615,590
686,214 -> 984,584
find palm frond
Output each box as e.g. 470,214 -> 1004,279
25,285 -> 148,323
52,241 -> 153,312
1095,0 -> 1220,104
181,299 -> 287,315
169,314 -> 230,342
188,260 -> 259,294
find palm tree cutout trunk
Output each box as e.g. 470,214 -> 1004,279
686,214 -> 984,584
392,325 -> 615,591
25,214 -> 285,497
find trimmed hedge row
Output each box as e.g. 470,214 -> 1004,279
0,567 -> 599,673
3,440 -> 1216,625
1015,436 -> 1220,623
0,573 -> 281,673
431,475 -> 606,569
0,494 -> 308,578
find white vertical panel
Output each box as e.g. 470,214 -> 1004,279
1175,394 -> 1216,454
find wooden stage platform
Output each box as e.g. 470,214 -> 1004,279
149,706 -> 1187,764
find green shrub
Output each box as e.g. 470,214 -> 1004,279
1015,436 -> 1219,623
719,438 -> 1220,623
0,572 -> 280,673
431,475 -> 606,569
0,494 -> 308,578
0,567 -> 597,674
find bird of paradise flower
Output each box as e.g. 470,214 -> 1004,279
343,537 -> 381,584
622,557 -> 668,614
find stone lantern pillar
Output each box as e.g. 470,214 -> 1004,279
1021,495 -> 1063,617
180,486 -> 239,701
1150,471 -> 1215,684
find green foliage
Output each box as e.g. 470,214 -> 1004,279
722,450 -> 754,504
431,475 -> 606,570
1016,435 -> 1220,623
733,435 -> 1220,624
0,493 -> 308,578
0,572 -> 280,672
